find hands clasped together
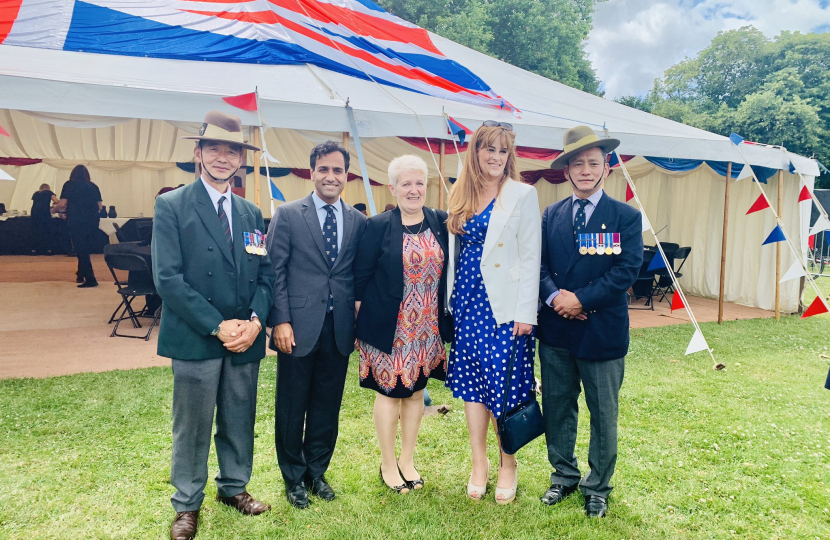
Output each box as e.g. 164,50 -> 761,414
553,289 -> 587,321
216,318 -> 262,353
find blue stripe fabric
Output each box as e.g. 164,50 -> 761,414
644,157 -> 779,184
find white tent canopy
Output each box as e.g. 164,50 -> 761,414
0,31 -> 818,314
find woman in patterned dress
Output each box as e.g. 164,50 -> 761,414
354,155 -> 452,494
445,123 -> 541,504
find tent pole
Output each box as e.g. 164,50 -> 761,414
342,132 -> 349,151
439,140 -> 446,210
775,170 -> 783,319
252,128 -> 262,209
718,162 -> 731,324
345,105 -> 377,216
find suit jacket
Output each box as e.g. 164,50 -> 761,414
353,206 -> 451,354
538,191 -> 643,361
152,180 -> 275,364
266,193 -> 367,357
447,178 -> 542,326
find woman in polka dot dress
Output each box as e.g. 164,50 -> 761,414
445,123 -> 542,504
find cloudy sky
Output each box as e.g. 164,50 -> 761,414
587,0 -> 830,99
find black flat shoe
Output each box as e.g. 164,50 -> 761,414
585,495 -> 608,518
285,483 -> 310,509
540,483 -> 579,506
77,281 -> 98,288
398,464 -> 424,490
306,476 -> 335,501
379,465 -> 409,494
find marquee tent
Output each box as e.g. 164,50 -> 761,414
0,0 -> 820,313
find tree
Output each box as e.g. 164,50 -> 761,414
646,27 -> 830,188
376,0 -> 604,94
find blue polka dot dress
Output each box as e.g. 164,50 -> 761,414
446,199 -> 536,419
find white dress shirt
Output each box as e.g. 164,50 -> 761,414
201,176 -> 233,241
311,191 -> 343,250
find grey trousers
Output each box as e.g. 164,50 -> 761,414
170,357 -> 260,512
539,343 -> 624,499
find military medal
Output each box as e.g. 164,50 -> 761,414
604,233 -> 613,255
612,232 -> 622,255
597,233 -> 605,255
587,233 -> 597,255
578,234 -> 588,255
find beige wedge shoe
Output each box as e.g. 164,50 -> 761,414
467,462 -> 490,501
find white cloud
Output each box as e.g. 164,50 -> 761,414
588,0 -> 830,99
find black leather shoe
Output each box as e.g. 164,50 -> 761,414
585,495 -> 608,518
170,510 -> 199,540
540,483 -> 578,506
306,476 -> 335,501
285,483 -> 310,509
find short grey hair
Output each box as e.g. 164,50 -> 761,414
388,155 -> 428,187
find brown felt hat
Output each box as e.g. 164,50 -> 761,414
550,125 -> 620,170
182,110 -> 260,151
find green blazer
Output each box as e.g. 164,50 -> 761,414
152,180 -> 275,364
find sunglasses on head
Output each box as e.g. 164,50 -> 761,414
482,120 -> 513,131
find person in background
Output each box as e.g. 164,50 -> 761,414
31,183 -> 58,255
383,203 -> 396,212
54,165 -> 102,287
353,203 -> 368,216
0,203 -> 6,215
445,122 -> 541,504
353,155 -> 451,494
538,125 -> 643,518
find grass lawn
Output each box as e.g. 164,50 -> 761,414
1,314 -> 829,539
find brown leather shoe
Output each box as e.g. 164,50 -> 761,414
216,491 -> 271,515
170,510 -> 199,540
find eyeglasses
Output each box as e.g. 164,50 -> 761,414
482,120 -> 513,131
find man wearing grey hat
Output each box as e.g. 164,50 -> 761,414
153,111 -> 275,539
537,126 -> 643,518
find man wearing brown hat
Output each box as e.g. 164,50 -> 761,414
152,111 -> 275,539
537,126 -> 643,518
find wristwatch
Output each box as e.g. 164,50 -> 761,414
210,324 -> 221,336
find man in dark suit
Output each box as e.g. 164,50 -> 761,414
538,126 -> 643,518
153,111 -> 275,540
266,141 -> 367,509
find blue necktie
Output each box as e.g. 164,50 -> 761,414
574,199 -> 589,243
323,204 -> 338,312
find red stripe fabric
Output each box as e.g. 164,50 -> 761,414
0,0 -> 24,45
0,157 -> 41,166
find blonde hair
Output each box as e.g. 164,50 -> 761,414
388,154 -> 428,187
39,183 -> 51,191
447,126 -> 518,235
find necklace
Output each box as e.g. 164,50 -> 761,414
403,220 -> 424,235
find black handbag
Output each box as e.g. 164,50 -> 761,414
496,336 -> 545,455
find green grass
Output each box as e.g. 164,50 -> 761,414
1,315 -> 829,539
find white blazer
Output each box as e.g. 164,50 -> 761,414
447,178 -> 542,326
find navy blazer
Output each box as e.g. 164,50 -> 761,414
537,192 -> 643,361
353,207 -> 451,354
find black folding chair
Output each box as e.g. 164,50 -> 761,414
652,243 -> 680,303
112,222 -> 128,243
136,221 -> 153,246
103,251 -> 160,340
629,249 -> 658,310
659,246 -> 691,300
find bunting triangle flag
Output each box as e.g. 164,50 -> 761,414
779,260 -> 807,284
685,329 -> 709,355
0,168 -> 15,181
641,212 -> 651,233
447,116 -> 473,145
801,296 -> 829,319
798,186 -> 811,203
222,92 -> 258,111
746,194 -> 770,215
762,225 -> 786,245
0,124 -> 9,137
626,183 -> 634,202
647,252 -> 667,271
671,292 -> 685,312
729,133 -> 744,146
810,214 -> 830,235
270,180 -> 285,202
736,163 -> 753,181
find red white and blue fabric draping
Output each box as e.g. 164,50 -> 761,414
643,157 -> 779,183
0,0 -> 513,111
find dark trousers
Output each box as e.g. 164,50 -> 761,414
70,223 -> 97,283
275,313 -> 349,487
539,342 -> 624,498
170,357 -> 261,512
31,217 -> 51,254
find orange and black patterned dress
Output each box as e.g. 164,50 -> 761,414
358,223 -> 447,397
